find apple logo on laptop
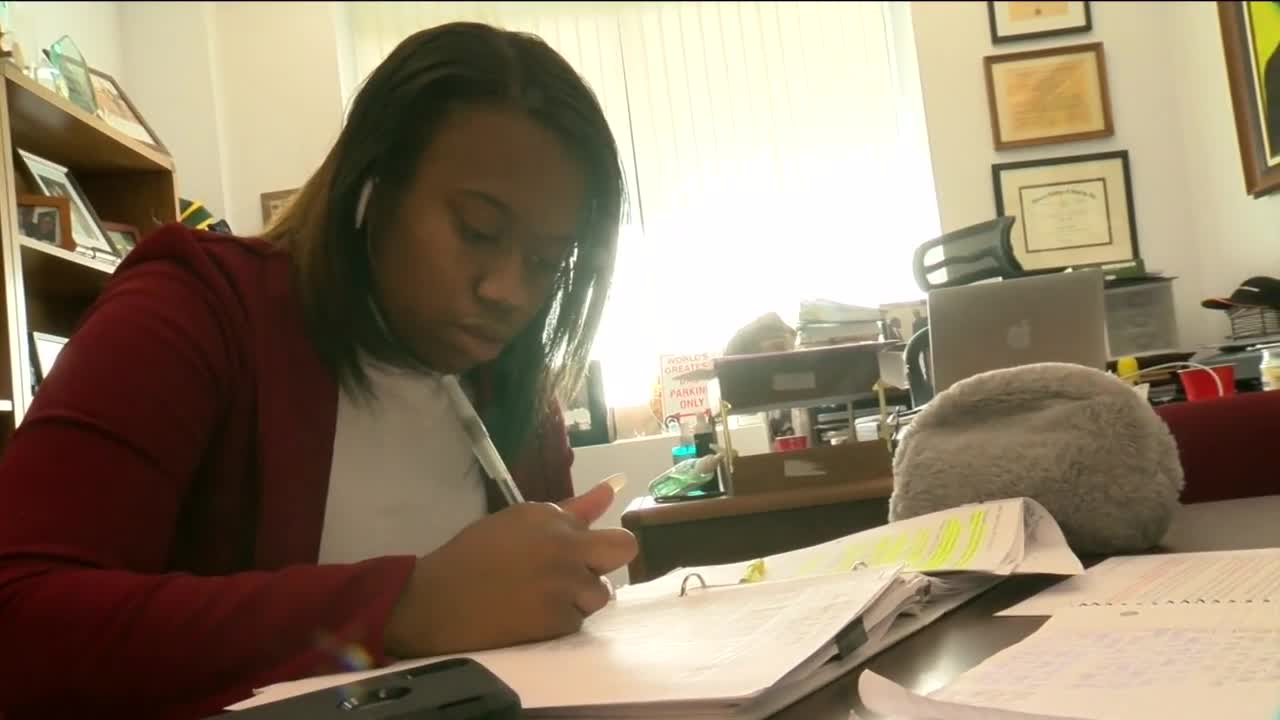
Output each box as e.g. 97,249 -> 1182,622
1006,319 -> 1031,351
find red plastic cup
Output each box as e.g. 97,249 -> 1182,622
774,435 -> 809,453
1178,364 -> 1236,401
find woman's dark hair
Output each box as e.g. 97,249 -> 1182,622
262,22 -> 624,462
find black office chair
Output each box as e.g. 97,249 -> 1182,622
904,216 -> 1024,407
911,216 -> 1021,292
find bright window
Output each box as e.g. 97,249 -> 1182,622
342,1 -> 939,408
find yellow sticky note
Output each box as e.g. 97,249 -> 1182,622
741,558 -> 767,583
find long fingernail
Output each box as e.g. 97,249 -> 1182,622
604,473 -> 627,492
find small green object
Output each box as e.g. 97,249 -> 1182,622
650,454 -> 720,499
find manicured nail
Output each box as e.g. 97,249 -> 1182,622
604,473 -> 627,492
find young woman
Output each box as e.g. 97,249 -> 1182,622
0,22 -> 635,718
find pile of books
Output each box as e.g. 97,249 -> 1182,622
796,299 -> 883,348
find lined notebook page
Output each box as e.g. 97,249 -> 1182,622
1000,548 -> 1280,616
935,604 -> 1280,720
231,568 -> 899,712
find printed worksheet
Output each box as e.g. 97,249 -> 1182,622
933,604 -> 1280,720
1000,547 -> 1280,616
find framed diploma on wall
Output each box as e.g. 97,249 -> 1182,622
992,150 -> 1139,273
983,42 -> 1113,150
988,1 -> 1092,44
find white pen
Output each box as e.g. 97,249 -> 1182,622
441,374 -> 525,506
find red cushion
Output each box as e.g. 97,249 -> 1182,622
1155,391 -> 1280,503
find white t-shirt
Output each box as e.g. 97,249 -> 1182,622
317,359 -> 488,564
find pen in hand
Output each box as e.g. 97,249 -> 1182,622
442,374 -> 525,506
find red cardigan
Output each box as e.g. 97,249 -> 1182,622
0,225 -> 575,718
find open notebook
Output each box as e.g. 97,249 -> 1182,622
230,498 -> 1081,718
231,565 -> 930,718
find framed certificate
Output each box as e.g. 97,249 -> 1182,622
984,42 -> 1113,150
1218,1 -> 1280,197
992,150 -> 1139,273
988,1 -> 1092,44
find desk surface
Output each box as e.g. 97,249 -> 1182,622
621,475 -> 894,528
773,494 -> 1280,719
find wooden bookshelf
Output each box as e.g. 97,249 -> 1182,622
0,62 -> 178,445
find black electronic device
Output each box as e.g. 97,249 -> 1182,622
216,658 -> 520,720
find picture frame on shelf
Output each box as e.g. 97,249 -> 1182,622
983,42 -> 1113,150
100,221 -> 141,257
44,36 -> 96,115
89,68 -> 166,152
260,188 -> 298,226
15,193 -> 73,251
29,331 -> 68,388
988,1 -> 1092,44
1218,1 -> 1280,197
991,150 -> 1139,274
16,149 -> 118,260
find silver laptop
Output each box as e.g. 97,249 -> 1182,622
927,270 -> 1109,394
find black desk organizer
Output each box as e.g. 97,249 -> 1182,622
216,658 -> 521,719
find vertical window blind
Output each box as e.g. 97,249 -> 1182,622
342,1 -> 938,408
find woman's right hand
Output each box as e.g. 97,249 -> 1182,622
383,481 -> 637,658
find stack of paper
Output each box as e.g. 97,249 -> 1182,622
796,299 -> 885,348
622,497 -> 1083,603
231,566 -> 929,718
230,499 -> 1081,718
865,603 -> 1280,720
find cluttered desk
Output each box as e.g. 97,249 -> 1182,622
226,495 -> 1280,719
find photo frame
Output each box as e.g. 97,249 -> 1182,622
984,42 -> 1113,150
260,188 -> 299,226
89,68 -> 166,152
15,193 -> 74,251
988,1 -> 1092,44
30,331 -> 68,388
16,149 -> 118,260
992,150 -> 1139,273
100,221 -> 141,257
1218,1 -> 1280,197
45,37 -> 96,115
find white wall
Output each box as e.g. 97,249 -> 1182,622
119,2 -> 229,219
211,1 -> 346,233
118,1 -> 345,232
911,0 -> 1280,348
10,1 -> 123,79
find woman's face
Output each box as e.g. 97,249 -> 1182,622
371,105 -> 585,374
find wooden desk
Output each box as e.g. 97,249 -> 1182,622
621,476 -> 894,583
767,495 -> 1280,718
